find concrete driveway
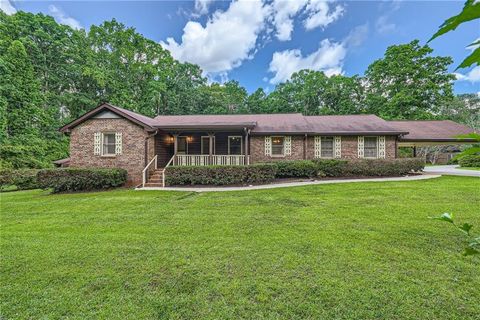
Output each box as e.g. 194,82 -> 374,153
424,165 -> 480,177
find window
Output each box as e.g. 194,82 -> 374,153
102,133 -> 116,156
364,137 -> 378,158
228,136 -> 242,155
177,136 -> 188,154
201,136 -> 215,155
321,137 -> 334,158
271,136 -> 284,156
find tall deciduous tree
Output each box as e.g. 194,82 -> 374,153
364,40 -> 455,119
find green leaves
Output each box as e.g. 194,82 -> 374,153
429,0 -> 480,42
432,212 -> 454,224
432,212 -> 479,256
429,0 -> 480,69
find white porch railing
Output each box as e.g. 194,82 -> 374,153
173,155 -> 247,166
174,155 -> 210,166
142,155 -> 157,187
212,155 -> 246,166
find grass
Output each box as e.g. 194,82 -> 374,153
458,167 -> 480,171
1,176 -> 479,319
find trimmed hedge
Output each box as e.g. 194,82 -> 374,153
274,160 -> 319,178
458,155 -> 480,168
37,168 -> 127,193
165,164 -> 277,186
339,158 -> 425,177
0,169 -> 40,191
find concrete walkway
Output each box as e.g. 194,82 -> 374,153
136,174 -> 442,192
423,165 -> 480,177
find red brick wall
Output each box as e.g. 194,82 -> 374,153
249,135 -> 398,163
249,135 -> 305,163
69,118 -> 148,186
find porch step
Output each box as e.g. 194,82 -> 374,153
144,183 -> 163,187
147,169 -> 165,187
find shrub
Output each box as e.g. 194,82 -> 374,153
312,159 -> 348,177
458,155 -> 480,168
165,164 -> 277,186
274,160 -> 319,178
0,169 -> 40,191
342,158 -> 425,177
37,168 -> 127,193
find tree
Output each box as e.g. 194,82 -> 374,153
364,40 -> 455,120
440,94 -> 480,130
0,40 -> 44,139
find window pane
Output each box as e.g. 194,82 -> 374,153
321,137 -> 334,158
103,133 -> 116,155
229,137 -> 242,155
364,137 -> 377,158
271,137 -> 284,155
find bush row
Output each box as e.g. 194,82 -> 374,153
165,164 -> 277,186
37,168 -> 127,193
270,158 -> 425,178
458,155 -> 480,168
165,158 -> 424,186
0,169 -> 40,191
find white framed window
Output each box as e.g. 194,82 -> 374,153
364,136 -> 378,158
201,136 -> 215,155
271,136 -> 285,156
102,133 -> 116,156
228,136 -> 243,155
320,136 -> 334,158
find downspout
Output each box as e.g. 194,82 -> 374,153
144,129 -> 158,167
303,134 -> 308,160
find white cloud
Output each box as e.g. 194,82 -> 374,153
268,38 -> 346,84
271,0 -> 307,41
375,15 -> 395,35
344,23 -> 369,47
455,66 -> 480,83
48,5 -> 82,30
303,0 -> 344,31
194,0 -> 214,16
161,0 -> 269,74
0,0 -> 16,15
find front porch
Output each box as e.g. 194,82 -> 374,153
143,130 -> 251,187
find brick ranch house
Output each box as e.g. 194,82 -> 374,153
59,103 -> 475,187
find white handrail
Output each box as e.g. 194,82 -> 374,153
161,155 -> 175,187
142,155 -> 158,187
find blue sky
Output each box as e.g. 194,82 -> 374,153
2,0 -> 479,94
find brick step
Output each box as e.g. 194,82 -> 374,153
144,183 -> 163,187
149,174 -> 162,179
148,179 -> 162,183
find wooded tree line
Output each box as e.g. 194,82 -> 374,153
1,11 -> 479,168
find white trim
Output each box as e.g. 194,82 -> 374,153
94,132 -> 101,155
314,136 -> 321,158
115,132 -> 122,155
228,136 -> 243,155
201,136 -> 215,155
358,136 -> 364,158
284,136 -> 292,156
378,136 -> 386,159
334,136 -> 341,158
264,136 -> 271,156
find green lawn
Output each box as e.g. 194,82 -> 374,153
459,167 -> 480,171
1,176 -> 479,319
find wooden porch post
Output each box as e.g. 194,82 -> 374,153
208,132 -> 214,165
245,128 -> 250,165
